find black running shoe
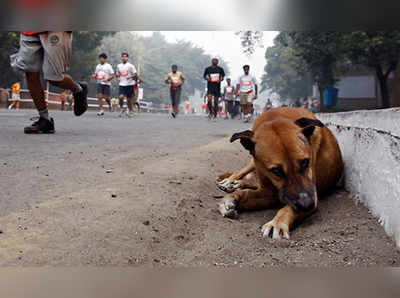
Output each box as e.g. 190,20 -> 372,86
73,82 -> 88,116
24,117 -> 55,134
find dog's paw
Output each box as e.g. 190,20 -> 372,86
216,178 -> 241,193
218,197 -> 239,219
261,220 -> 290,240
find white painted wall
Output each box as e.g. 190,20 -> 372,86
318,109 -> 400,247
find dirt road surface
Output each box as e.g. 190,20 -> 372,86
0,110 -> 399,267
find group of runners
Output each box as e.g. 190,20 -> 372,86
8,31 -> 260,133
203,59 -> 258,123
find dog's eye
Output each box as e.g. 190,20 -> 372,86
300,158 -> 310,171
270,167 -> 285,178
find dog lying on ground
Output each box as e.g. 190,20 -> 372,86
216,107 -> 344,240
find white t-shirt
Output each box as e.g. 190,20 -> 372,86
117,62 -> 137,86
238,74 -> 257,93
95,63 -> 114,86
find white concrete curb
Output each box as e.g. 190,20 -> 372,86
318,110 -> 400,247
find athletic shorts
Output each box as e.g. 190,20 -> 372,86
207,84 -> 221,98
12,94 -> 20,101
240,92 -> 253,105
119,85 -> 135,98
10,31 -> 72,82
97,84 -> 111,96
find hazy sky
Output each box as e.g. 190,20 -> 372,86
135,31 -> 278,83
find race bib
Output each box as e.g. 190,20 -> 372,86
226,87 -> 233,93
120,70 -> 129,77
171,77 -> 180,84
210,73 -> 220,83
241,80 -> 252,86
97,71 -> 106,80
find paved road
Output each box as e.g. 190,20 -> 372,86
0,109 -> 399,266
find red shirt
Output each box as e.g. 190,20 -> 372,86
21,31 -> 46,35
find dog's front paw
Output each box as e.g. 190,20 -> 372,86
261,220 -> 290,240
218,197 -> 239,219
216,178 -> 241,193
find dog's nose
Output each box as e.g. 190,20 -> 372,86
292,192 -> 316,213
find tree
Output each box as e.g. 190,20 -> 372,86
0,32 -> 20,88
344,31 -> 400,108
283,31 -> 348,111
235,31 -> 264,56
261,35 -> 312,103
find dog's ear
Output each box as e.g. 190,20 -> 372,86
230,130 -> 255,153
301,125 -> 316,139
295,117 -> 324,128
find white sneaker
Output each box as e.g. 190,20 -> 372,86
97,110 -> 104,116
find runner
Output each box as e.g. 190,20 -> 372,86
59,90 -> 67,111
133,76 -> 143,112
66,90 -> 73,111
236,65 -> 258,123
92,53 -> 114,116
223,78 -> 234,119
203,58 -> 225,120
8,81 -> 21,110
10,31 -> 87,133
116,53 -> 138,117
165,64 -> 185,118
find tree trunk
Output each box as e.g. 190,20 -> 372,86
318,84 -> 327,113
375,66 -> 390,109
391,58 -> 400,107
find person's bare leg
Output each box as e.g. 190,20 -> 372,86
127,97 -> 133,112
16,101 -> 20,110
49,74 -> 79,92
119,94 -> 125,110
97,93 -> 104,111
207,94 -> 213,118
105,96 -> 111,111
26,72 -> 47,111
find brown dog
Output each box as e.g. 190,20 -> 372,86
216,107 -> 344,239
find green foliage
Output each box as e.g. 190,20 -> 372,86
236,31 -> 264,56
261,36 -> 312,101
262,31 -> 400,108
0,32 -> 20,87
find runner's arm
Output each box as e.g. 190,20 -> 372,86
203,69 -> 210,82
164,74 -> 170,84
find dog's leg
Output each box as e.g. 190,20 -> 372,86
218,187 -> 278,219
217,160 -> 256,193
261,206 -> 314,240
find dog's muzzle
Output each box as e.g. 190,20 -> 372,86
281,186 -> 318,213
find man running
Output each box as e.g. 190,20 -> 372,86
165,64 -> 185,118
8,81 -> 21,110
203,58 -> 225,120
223,78 -> 235,119
10,31 -> 88,133
116,52 -> 138,117
236,65 -> 258,123
133,75 -> 143,112
92,53 -> 114,116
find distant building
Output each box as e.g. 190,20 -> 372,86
313,68 -> 395,112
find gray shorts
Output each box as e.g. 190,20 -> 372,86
10,31 -> 72,82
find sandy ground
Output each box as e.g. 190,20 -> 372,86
0,110 -> 399,267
